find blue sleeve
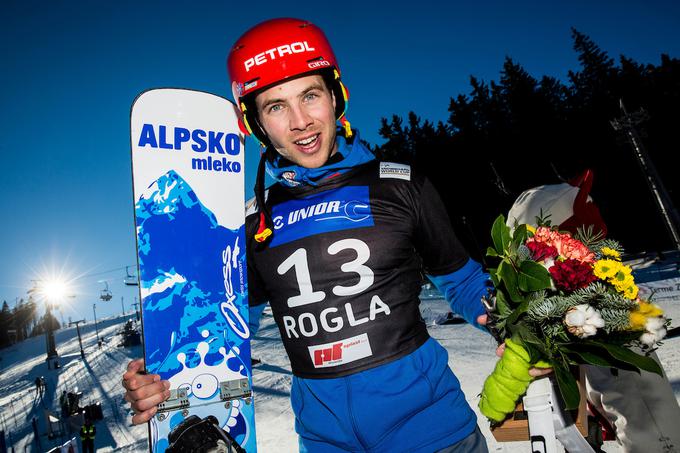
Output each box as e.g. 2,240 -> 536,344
249,303 -> 267,336
427,258 -> 490,331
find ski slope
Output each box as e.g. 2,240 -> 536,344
0,315 -> 148,452
0,294 -> 678,452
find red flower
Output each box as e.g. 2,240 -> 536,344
549,259 -> 597,292
527,241 -> 558,262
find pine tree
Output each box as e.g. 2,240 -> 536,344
374,29 -> 679,254
568,28 -> 616,103
0,301 -> 11,348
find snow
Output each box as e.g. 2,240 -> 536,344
0,314 -> 148,452
0,296 -> 678,452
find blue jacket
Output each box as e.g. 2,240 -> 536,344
249,130 -> 490,451
249,259 -> 489,452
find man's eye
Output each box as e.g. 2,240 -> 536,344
304,93 -> 319,102
268,104 -> 283,113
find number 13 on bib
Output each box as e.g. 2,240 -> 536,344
130,88 -> 256,452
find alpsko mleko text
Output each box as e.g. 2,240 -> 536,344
138,123 -> 242,173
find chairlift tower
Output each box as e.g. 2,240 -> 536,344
131,299 -> 141,322
610,99 -> 680,251
28,281 -> 59,367
69,320 -> 87,359
44,303 -> 59,363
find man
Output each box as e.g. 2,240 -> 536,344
123,18 -> 547,452
35,376 -> 42,397
60,390 -> 70,418
80,417 -> 96,453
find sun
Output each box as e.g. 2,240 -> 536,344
41,279 -> 70,303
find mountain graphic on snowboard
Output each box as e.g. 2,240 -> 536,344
136,169 -> 255,452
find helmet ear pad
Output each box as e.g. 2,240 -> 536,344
241,96 -> 270,146
242,69 -> 349,147
320,69 -> 348,121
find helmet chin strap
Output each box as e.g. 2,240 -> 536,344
253,147 -> 274,245
252,123 -> 357,247
339,117 -> 352,139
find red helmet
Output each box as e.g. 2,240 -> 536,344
227,18 -> 349,144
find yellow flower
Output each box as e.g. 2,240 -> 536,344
610,265 -> 632,283
638,301 -> 664,318
629,311 -> 647,330
526,224 -> 536,234
611,270 -> 633,284
601,247 -> 621,261
612,273 -> 635,293
629,301 -> 666,332
593,259 -> 621,279
623,284 -> 639,300
619,264 -> 633,275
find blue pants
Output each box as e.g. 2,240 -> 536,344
435,427 -> 488,453
294,338 -> 483,452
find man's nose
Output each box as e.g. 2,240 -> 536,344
289,105 -> 313,131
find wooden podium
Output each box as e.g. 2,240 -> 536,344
490,368 -> 588,441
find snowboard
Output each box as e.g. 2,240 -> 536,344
130,88 -> 256,452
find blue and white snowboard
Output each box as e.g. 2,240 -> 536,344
130,88 -> 256,452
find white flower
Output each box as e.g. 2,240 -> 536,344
541,257 -> 556,271
565,304 -> 605,338
640,331 -> 661,346
582,324 -> 598,336
565,309 -> 586,327
542,258 -> 557,290
656,327 -> 667,341
646,317 -> 665,331
640,317 -> 667,346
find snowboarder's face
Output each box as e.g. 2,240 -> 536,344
255,75 -> 338,169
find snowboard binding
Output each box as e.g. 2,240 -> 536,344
166,415 -> 246,453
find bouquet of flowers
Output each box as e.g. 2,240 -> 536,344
479,215 -> 669,423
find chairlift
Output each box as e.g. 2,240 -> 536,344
100,282 -> 113,302
124,266 -> 139,286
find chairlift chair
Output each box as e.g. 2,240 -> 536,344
124,266 -> 139,286
100,282 -> 113,301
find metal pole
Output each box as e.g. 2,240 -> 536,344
31,418 -> 41,452
1,411 -> 12,453
93,304 -> 100,343
70,320 -> 85,358
9,399 -> 16,430
121,296 -> 125,317
611,99 -> 680,251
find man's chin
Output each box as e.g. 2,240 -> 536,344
275,143 -> 336,169
291,150 -> 333,169
298,157 -> 327,169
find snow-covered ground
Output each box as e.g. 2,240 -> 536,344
0,314 -> 148,452
1,294 -> 678,452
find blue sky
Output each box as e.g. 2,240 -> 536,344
1,0 -> 679,322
